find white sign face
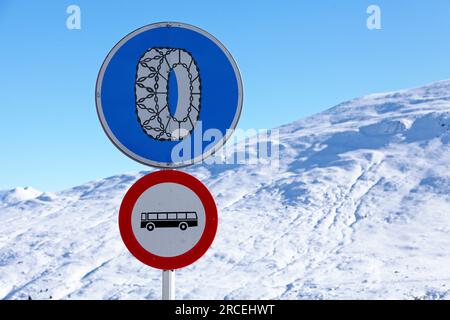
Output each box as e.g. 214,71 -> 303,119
131,183 -> 206,257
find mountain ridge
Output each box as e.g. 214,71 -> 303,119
3,78 -> 450,197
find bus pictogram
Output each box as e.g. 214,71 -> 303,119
140,211 -> 198,231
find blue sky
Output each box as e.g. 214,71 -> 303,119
1,0 -> 450,191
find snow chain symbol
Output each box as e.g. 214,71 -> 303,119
135,48 -> 201,141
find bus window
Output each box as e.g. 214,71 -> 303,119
187,213 -> 196,219
177,213 -> 186,219
158,213 -> 167,220
168,213 -> 177,219
148,213 -> 157,220
141,213 -> 146,220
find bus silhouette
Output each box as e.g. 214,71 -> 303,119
140,211 -> 198,231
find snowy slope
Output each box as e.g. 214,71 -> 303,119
1,80 -> 450,300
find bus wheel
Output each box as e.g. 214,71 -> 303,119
179,222 -> 188,231
146,223 -> 155,231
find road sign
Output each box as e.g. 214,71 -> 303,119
119,170 -> 218,270
96,22 -> 243,168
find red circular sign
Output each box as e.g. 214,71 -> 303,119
119,170 -> 218,270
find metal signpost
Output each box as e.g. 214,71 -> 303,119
162,270 -> 175,300
95,22 -> 242,299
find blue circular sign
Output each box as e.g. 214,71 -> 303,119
96,22 -> 243,167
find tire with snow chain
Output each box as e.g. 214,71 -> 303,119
135,47 -> 201,141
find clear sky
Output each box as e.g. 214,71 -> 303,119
1,0 -> 450,191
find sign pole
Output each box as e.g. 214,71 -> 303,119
162,269 -> 175,300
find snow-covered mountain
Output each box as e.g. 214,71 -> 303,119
1,80 -> 450,300
0,187 -> 42,207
